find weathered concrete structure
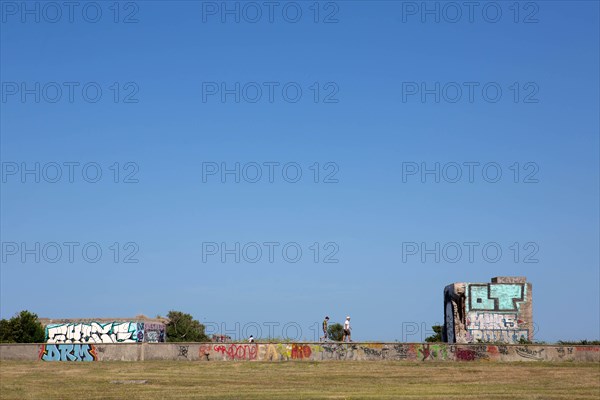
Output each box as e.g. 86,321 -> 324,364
40,317 -> 166,343
443,277 -> 533,344
1,342 -> 598,362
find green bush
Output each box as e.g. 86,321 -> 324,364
557,340 -> 600,345
0,310 -> 45,343
327,323 -> 344,341
165,311 -> 209,342
425,325 -> 443,342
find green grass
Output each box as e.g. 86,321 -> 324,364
1,360 -> 599,399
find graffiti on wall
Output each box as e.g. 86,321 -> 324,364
199,344 -> 212,360
291,344 -> 312,359
362,345 -> 384,359
452,345 -> 489,361
45,322 -> 166,343
466,312 -> 528,342
254,343 -> 293,361
444,279 -> 532,344
515,346 -> 545,361
469,329 -> 528,343
445,302 -> 455,343
556,347 -> 572,358
46,322 -> 141,343
466,283 -> 528,343
468,284 -> 525,312
417,344 -> 448,361
320,343 -> 359,360
214,344 -> 258,360
467,312 -> 520,330
26,342 -> 600,363
392,344 -> 416,360
177,345 -> 189,359
144,323 -> 166,343
39,344 -> 97,361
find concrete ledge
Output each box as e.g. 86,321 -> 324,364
1,343 -> 598,362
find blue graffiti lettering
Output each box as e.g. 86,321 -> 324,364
40,344 -> 97,361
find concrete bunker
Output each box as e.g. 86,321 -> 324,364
443,277 -> 533,344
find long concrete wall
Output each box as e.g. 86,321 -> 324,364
1,343 -> 598,362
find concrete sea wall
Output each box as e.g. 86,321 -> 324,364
1,343 -> 598,362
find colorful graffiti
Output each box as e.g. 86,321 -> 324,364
262,343 -> 293,360
417,344 -> 448,361
469,284 -> 524,311
453,345 -> 489,361
144,323 -> 166,343
45,321 -> 166,343
7,342 -> 598,363
444,278 -> 533,344
46,322 -> 141,343
39,344 -> 97,361
254,343 -> 294,361
465,283 -> 529,343
291,344 -> 312,359
199,344 -> 212,358
214,344 -> 258,360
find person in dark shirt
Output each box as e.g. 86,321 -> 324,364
320,316 -> 330,341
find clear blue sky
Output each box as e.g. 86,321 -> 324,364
1,1 -> 598,342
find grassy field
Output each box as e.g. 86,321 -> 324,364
1,360 -> 599,399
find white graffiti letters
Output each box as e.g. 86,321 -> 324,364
46,322 -> 138,343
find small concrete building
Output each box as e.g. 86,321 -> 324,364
443,277 -> 533,344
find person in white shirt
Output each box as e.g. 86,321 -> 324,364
248,335 -> 255,343
342,316 -> 351,342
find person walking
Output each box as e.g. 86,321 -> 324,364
342,316 -> 352,342
320,316 -> 330,341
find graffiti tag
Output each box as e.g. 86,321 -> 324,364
40,344 -> 97,361
214,344 -> 258,360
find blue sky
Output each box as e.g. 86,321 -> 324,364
1,1 -> 598,342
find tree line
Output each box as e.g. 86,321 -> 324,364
0,310 -> 209,343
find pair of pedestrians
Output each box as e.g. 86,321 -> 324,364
320,315 -> 352,342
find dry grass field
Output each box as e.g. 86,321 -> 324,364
1,360 -> 599,399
